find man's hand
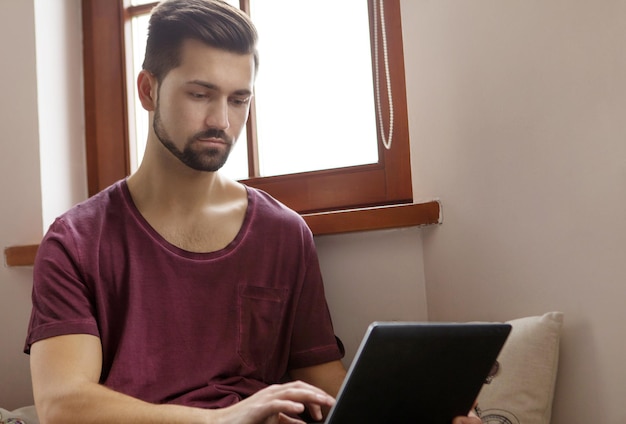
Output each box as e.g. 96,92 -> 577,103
452,408 -> 482,424
214,381 -> 335,424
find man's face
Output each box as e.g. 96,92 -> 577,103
152,39 -> 255,172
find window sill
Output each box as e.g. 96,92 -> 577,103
4,244 -> 39,268
4,201 -> 440,267
303,200 -> 441,236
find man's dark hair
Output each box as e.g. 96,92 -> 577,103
142,0 -> 259,82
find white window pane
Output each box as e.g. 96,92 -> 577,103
250,1 -> 379,177
129,14 -> 149,173
130,0 -> 156,5
218,131 -> 249,180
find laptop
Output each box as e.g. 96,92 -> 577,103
322,321 -> 511,424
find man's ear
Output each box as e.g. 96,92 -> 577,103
137,70 -> 158,111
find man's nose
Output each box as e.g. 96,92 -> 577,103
205,98 -> 230,130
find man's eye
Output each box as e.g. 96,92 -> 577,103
231,97 -> 250,106
190,92 -> 207,99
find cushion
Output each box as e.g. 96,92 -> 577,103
476,311 -> 563,424
0,406 -> 39,424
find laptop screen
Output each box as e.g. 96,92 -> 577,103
324,321 -> 511,424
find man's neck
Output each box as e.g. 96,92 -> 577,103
126,153 -> 248,253
128,161 -> 223,210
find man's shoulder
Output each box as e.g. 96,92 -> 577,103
54,180 -> 127,229
37,180 -> 130,267
247,186 -> 304,224
245,186 -> 315,242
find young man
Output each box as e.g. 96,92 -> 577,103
26,1 -> 481,423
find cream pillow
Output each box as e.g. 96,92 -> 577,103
0,405 -> 39,424
476,312 -> 563,424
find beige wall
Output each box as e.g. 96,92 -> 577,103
403,0 -> 626,422
0,0 -> 85,409
0,0 -> 42,409
316,227 -> 428,365
2,1 -> 626,423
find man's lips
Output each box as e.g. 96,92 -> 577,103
194,129 -> 231,145
196,136 -> 229,145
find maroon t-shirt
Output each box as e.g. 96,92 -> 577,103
26,180 -> 342,408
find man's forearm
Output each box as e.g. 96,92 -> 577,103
36,380 -> 336,424
36,381 -> 212,424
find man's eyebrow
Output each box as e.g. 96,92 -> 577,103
186,80 -> 252,96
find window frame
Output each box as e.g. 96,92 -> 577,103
81,0 -> 417,215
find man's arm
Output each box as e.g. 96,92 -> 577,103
453,412 -> 482,424
31,334 -> 334,424
31,334 -> 213,423
289,360 -> 347,398
289,359 -> 347,419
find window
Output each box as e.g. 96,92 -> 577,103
82,0 -> 413,215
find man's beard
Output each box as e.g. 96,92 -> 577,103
153,105 -> 234,172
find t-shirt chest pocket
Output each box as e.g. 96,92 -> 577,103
238,285 -> 288,369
